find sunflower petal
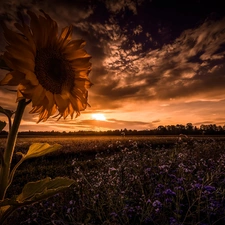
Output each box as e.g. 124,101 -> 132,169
38,15 -> 49,47
5,49 -> 35,70
40,10 -> 58,46
45,91 -> 57,117
45,91 -> 54,106
60,25 -> 73,42
27,10 -> 43,48
75,79 -> 93,90
0,71 -> 25,86
69,94 -> 87,112
3,53 -> 38,85
14,22 -> 35,48
74,70 -> 91,79
67,39 -> 85,48
58,25 -> 73,50
4,52 -> 35,73
68,103 -> 75,119
71,57 -> 92,71
54,93 -> 69,114
17,90 -> 25,102
38,109 -> 49,122
31,85 -> 46,106
30,105 -> 44,114
1,21 -> 36,54
64,48 -> 90,60
6,45 -> 34,62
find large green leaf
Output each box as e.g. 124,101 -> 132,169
0,121 -> 6,132
0,177 -> 75,207
16,143 -> 62,160
0,177 -> 74,224
8,143 -> 62,190
17,177 -> 75,203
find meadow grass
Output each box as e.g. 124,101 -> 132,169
1,135 -> 225,225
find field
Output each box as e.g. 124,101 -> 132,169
1,135 -> 225,225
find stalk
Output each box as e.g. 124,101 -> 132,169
0,99 -> 27,200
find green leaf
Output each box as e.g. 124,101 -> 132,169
0,177 -> 74,224
16,143 -> 62,160
17,177 -> 75,203
0,205 -> 10,216
8,143 -> 62,191
0,121 -> 6,132
0,177 -> 75,207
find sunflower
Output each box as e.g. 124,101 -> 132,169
0,10 -> 92,122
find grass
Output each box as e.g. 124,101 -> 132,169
1,135 -> 225,225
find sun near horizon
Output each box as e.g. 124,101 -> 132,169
91,113 -> 106,121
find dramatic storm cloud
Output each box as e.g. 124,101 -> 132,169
1,0 -> 225,131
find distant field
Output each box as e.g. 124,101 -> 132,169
1,134 -> 225,153
1,135 -> 179,153
2,135 -> 225,224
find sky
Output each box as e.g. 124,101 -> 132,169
1,0 -> 225,132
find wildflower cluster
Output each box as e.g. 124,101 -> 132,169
4,136 -> 225,224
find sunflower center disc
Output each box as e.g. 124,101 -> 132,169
35,48 -> 74,94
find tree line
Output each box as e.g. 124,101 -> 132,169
1,123 -> 225,136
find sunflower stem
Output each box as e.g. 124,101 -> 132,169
0,99 -> 27,200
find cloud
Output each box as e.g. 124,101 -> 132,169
1,1 -> 225,131
0,0 -> 94,23
88,16 -> 225,107
104,0 -> 138,15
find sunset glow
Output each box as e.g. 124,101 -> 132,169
91,114 -> 106,121
1,1 -> 225,132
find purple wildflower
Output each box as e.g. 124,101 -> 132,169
163,188 -> 176,196
152,200 -> 162,208
203,185 -> 216,192
110,212 -> 118,217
